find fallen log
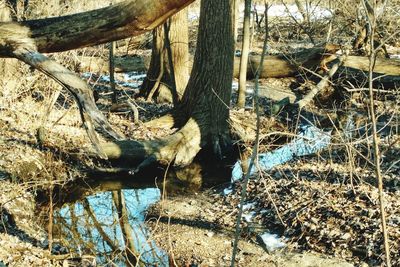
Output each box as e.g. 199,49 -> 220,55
0,0 -> 195,56
77,46 -> 333,76
78,55 -> 149,73
236,53 -> 400,81
78,47 -> 400,89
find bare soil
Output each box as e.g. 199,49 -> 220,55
146,194 -> 354,267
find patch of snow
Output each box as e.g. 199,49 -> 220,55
232,81 -> 239,90
82,71 -> 146,89
81,72 -> 92,78
259,232 -> 286,252
242,211 -> 256,222
123,72 -> 147,81
391,54 -> 400,59
231,160 -> 243,182
223,186 -> 233,195
237,4 -> 332,22
99,75 -> 110,82
242,202 -> 256,211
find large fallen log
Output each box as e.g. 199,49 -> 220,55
0,0 -> 195,56
77,46 -> 335,75
335,56 -> 400,89
236,52 -> 400,80
77,47 -> 400,89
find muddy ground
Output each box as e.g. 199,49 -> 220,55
146,194 -> 355,267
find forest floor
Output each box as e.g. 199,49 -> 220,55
0,43 -> 399,266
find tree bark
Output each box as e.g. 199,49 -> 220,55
102,0 -> 235,166
0,0 -> 195,56
178,0 -> 235,157
237,0 -> 251,108
139,8 -> 189,104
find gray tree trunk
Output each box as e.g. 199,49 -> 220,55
139,8 -> 189,104
237,0 -> 251,108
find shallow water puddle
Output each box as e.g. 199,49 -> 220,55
232,125 -> 332,182
50,161 -> 231,266
54,188 -> 168,266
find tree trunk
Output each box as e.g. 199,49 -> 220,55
237,0 -> 251,108
177,0 -> 234,157
109,41 -> 117,104
103,0 -> 235,166
233,0 -> 239,43
139,8 -> 189,104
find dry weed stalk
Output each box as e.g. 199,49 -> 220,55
362,0 -> 391,266
231,2 -> 269,266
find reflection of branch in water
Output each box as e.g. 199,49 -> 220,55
69,205 -> 96,253
55,207 -> 99,261
82,199 -> 120,253
112,190 -> 140,267
135,190 -> 141,205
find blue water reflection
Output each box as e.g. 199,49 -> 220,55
232,125 -> 332,181
56,188 -> 168,266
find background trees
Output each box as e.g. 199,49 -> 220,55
139,8 -> 189,104
0,0 -> 399,266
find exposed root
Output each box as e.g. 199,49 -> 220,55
144,113 -> 176,128
103,118 -> 201,169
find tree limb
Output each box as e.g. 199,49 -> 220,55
0,0 -> 195,56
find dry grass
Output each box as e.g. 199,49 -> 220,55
0,0 -> 399,266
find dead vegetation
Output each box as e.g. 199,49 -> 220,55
0,0 -> 399,266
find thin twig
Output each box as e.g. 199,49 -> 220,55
230,2 -> 269,266
362,0 -> 391,265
